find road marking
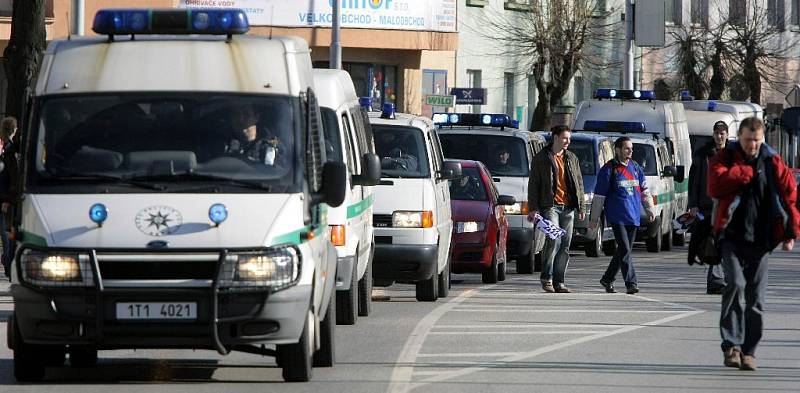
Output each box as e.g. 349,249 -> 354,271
428,330 -> 606,335
451,309 -> 691,313
433,324 -> 627,329
416,352 -> 524,358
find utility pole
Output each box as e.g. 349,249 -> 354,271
330,0 -> 342,69
72,0 -> 85,36
624,0 -> 634,89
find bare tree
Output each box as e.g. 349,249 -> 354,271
667,25 -> 710,99
3,0 -> 47,120
485,1 -> 618,130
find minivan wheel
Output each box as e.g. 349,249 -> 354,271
482,253 -> 499,284
437,260 -> 450,298
585,224 -> 602,257
336,257 -> 358,326
357,252 -> 373,317
11,314 -> 51,382
278,310 -> 314,382
673,230 -> 686,246
416,272 -> 438,302
661,224 -> 673,251
646,217 -> 663,253
516,249 -> 534,274
313,292 -> 336,367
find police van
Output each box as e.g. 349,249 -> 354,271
682,99 -> 763,154
7,9 -> 345,383
368,105 -> 461,302
573,89 -> 691,246
313,69 -> 380,325
436,114 -> 547,273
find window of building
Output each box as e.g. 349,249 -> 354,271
792,0 -> 800,26
665,0 -> 682,25
314,62 -> 398,112
691,0 -> 709,26
467,69 -> 482,114
574,76 -> 584,105
504,72 -> 515,119
730,0 -> 747,26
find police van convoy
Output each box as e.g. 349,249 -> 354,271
368,104 -> 462,302
8,9 -> 348,383
313,69 -> 381,325
436,114 -> 548,273
681,98 -> 763,154
573,89 -> 691,247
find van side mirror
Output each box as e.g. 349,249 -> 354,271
438,160 -> 462,180
662,165 -> 676,178
353,153 -> 381,186
674,165 -> 685,183
321,161 -> 347,207
497,195 -> 516,206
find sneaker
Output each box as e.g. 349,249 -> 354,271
625,283 -> 639,294
554,285 -> 571,293
723,347 -> 742,368
600,279 -> 616,293
740,355 -> 757,371
541,281 -> 555,293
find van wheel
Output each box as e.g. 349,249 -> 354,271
278,310 -> 314,382
313,292 -> 336,367
534,252 -> 542,272
673,230 -> 686,246
11,314 -> 52,382
482,253 -> 499,284
661,224 -> 673,251
437,260 -> 450,298
357,251 -> 373,317
585,224 -> 602,257
336,257 -> 358,326
498,255 -> 507,282
516,249 -> 534,274
415,272 -> 438,302
646,217 -> 662,253
69,346 -> 98,367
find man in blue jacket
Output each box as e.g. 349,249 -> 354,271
589,137 -> 655,294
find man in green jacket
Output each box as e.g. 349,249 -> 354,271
527,125 -> 585,293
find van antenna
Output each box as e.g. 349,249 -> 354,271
66,10 -> 71,40
269,6 -> 274,39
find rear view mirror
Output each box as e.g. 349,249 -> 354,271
497,195 -> 516,206
662,165 -> 676,178
438,160 -> 462,180
353,153 -> 381,186
321,161 -> 347,207
674,165 -> 685,183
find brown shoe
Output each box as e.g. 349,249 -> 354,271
723,347 -> 741,368
740,355 -> 757,371
554,285 -> 571,293
541,281 -> 555,293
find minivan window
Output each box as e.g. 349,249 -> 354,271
439,134 -> 530,177
321,107 -> 343,162
632,143 -> 659,176
30,94 -> 302,193
568,139 -> 596,175
372,125 -> 431,178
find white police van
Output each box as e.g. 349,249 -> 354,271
435,114 -> 547,273
682,99 -> 763,154
7,9 -> 345,383
573,89 -> 691,246
368,105 -> 461,301
313,69 -> 380,325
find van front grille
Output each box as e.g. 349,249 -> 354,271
373,214 -> 393,228
99,261 -> 217,280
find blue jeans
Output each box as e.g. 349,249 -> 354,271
719,241 -> 769,356
539,206 -> 575,286
602,224 -> 638,285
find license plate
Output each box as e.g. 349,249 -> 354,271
116,302 -> 197,320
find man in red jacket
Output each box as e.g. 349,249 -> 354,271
708,117 -> 799,371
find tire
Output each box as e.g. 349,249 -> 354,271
673,230 -> 686,246
437,260 -> 449,298
646,217 -> 662,253
498,261 -> 507,282
69,347 -> 98,367
11,314 -> 50,382
278,310 -> 314,382
357,250 -> 373,317
661,223 -> 673,251
516,249 -> 533,274
313,292 -> 336,368
415,272 -> 438,302
335,256 -> 358,326
482,253 -> 499,284
585,224 -> 602,258
533,252 -> 542,272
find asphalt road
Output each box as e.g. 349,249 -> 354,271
0,243 -> 798,392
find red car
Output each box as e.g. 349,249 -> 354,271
449,160 -> 516,283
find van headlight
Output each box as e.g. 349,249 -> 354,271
455,221 -> 485,233
503,201 -> 529,215
222,246 -> 300,290
392,211 -> 434,228
20,250 -> 94,287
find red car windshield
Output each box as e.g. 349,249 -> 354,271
450,167 -> 488,201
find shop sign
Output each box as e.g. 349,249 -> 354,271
450,88 -> 486,105
425,94 -> 455,107
178,0 -> 457,32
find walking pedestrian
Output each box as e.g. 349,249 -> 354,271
527,125 -> 585,293
708,117 -> 799,371
589,137 -> 655,294
0,116 -> 18,278
687,120 -> 728,294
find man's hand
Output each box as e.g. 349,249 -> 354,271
730,164 -> 754,184
688,207 -> 699,217
527,210 -> 538,223
646,209 -> 655,223
782,239 -> 795,251
578,212 -> 585,221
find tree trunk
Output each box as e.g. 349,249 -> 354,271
531,94 -> 551,131
3,0 -> 47,120
707,40 -> 726,100
743,48 -> 761,105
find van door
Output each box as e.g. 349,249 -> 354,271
429,129 -> 451,272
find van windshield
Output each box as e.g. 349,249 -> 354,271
438,134 -> 529,177
29,94 -> 302,193
372,125 -> 430,178
632,143 -> 659,176
568,140 -> 596,175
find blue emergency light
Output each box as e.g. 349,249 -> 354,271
595,88 -> 655,101
89,203 -> 108,226
708,101 -> 717,111
359,97 -> 372,110
680,90 -> 694,101
582,120 -> 647,133
380,102 -> 396,119
208,203 -> 228,226
92,8 -> 250,36
433,113 -> 517,129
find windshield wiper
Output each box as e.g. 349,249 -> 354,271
129,172 -> 272,191
45,173 -> 166,190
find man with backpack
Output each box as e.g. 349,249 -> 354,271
589,136 -> 655,294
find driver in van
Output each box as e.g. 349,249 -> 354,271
490,146 -> 513,173
225,104 -> 281,165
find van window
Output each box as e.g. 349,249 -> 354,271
439,134 -> 530,177
632,143 -> 659,176
321,107 -> 343,162
449,167 -> 488,201
351,106 -> 375,155
31,94 -> 301,193
341,114 -> 358,174
372,125 -> 430,178
567,139 -> 596,175
429,130 -> 445,173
